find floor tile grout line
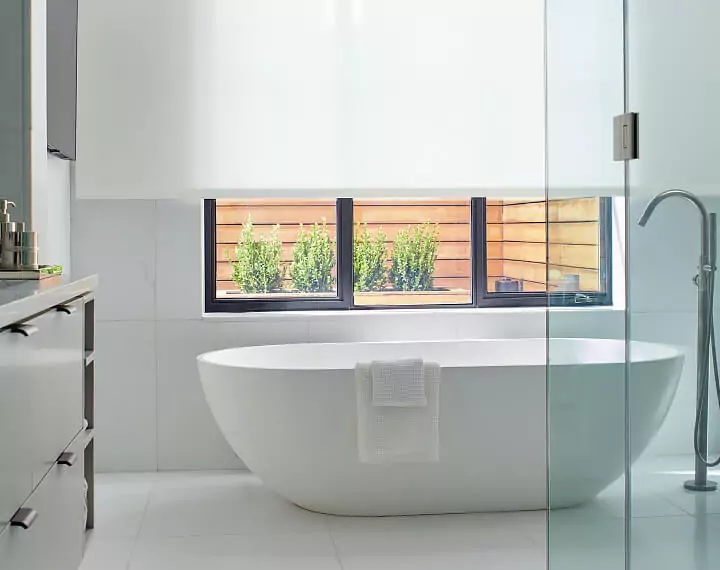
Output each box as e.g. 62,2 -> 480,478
324,517 -> 346,570
152,201 -> 159,474
125,475 -> 157,567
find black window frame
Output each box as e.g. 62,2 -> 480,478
204,197 -> 613,313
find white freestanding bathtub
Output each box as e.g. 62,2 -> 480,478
198,338 -> 683,515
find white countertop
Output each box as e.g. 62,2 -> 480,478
0,275 -> 98,329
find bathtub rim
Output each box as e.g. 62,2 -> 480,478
197,337 -> 683,372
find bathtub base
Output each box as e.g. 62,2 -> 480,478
292,501 -> 547,517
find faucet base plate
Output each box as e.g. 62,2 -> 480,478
684,479 -> 718,492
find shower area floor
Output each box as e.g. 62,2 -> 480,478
81,456 -> 720,570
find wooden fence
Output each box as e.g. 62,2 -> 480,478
487,198 -> 602,293
215,198 -> 602,297
215,199 -> 472,294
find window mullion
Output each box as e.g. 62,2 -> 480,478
337,198 -> 354,309
472,197 -> 486,308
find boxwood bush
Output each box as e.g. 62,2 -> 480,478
290,221 -> 336,293
353,223 -> 389,292
389,223 -> 440,291
228,216 -> 284,293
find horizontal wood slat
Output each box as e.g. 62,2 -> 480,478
354,291 -> 472,306
501,197 -> 600,223
486,205 -> 502,223
487,260 -> 503,277
216,205 -> 337,225
500,261 -> 599,290
354,199 -> 470,207
217,223 -> 472,244
217,224 -> 337,244
217,241 -> 471,263
550,244 -> 599,270
216,258 -> 471,281
488,221 -> 600,247
216,199 -> 335,207
354,204 -> 471,224
216,276 -> 471,292
489,244 -> 600,270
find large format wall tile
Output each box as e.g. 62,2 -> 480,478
155,200 -> 204,321
72,199 -> 156,321
95,321 -> 157,471
156,319 -> 309,470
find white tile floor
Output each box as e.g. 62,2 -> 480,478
81,456 -> 720,570
549,455 -> 720,570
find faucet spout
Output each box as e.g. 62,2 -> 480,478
637,189 -> 712,267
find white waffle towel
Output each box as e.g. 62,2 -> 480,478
356,361 -> 441,463
371,358 -> 427,407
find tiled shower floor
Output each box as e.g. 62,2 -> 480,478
81,456 -> 720,570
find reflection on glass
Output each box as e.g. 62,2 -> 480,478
486,197 -> 605,295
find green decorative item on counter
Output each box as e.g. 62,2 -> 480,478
389,222 -> 440,291
40,265 -> 63,275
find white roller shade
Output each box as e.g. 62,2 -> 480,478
76,0 -> 546,199
546,0 -> 624,198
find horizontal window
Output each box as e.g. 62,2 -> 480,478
204,197 -> 612,313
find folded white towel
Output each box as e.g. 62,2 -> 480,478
371,358 -> 427,407
356,361 -> 441,464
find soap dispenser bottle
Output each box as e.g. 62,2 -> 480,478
0,200 -> 17,257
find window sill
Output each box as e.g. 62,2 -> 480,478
202,304 -> 624,323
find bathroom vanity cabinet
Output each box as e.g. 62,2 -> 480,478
0,276 -> 97,570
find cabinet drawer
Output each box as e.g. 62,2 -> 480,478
0,436 -> 86,570
26,300 -> 84,485
0,330 -> 33,524
0,299 -> 84,494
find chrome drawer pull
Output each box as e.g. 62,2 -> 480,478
57,452 -> 77,467
10,508 -> 38,530
9,324 -> 39,337
56,304 -> 77,315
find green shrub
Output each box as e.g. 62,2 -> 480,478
353,224 -> 388,292
290,220 -> 336,293
389,223 -> 440,291
227,216 -> 284,293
